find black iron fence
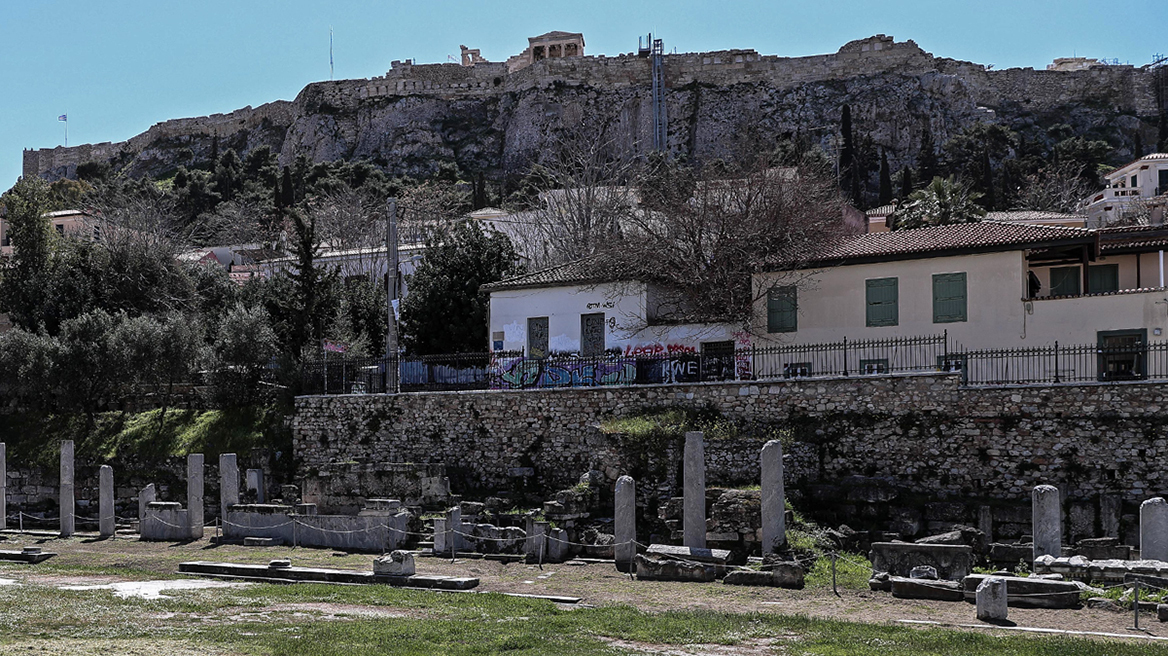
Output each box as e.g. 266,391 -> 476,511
300,334 -> 1168,395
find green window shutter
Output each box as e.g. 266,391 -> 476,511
767,286 -> 797,333
1050,267 -> 1081,297
932,272 -> 967,323
1088,264 -> 1119,294
865,278 -> 898,327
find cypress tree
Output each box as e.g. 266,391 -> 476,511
899,167 -> 913,199
840,105 -> 857,202
918,127 -> 938,183
878,149 -> 893,206
280,167 -> 295,209
979,148 -> 996,210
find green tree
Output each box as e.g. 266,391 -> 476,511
205,303 -> 279,408
877,149 -> 893,206
401,220 -> 524,354
898,166 -> 913,200
0,177 -> 55,330
888,176 -> 986,231
918,127 -> 939,183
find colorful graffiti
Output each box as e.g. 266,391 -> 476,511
492,356 -> 637,389
622,343 -> 698,357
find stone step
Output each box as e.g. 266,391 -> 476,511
178,560 -> 479,590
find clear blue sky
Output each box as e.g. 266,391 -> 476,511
3,0 -> 1164,190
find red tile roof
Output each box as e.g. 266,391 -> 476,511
799,221 -> 1096,266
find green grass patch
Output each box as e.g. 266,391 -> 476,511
600,406 -> 787,443
0,580 -> 1162,655
0,406 -> 282,466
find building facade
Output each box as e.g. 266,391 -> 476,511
753,222 -> 1168,381
1081,153 -> 1168,226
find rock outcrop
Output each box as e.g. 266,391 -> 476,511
24,35 -> 1163,193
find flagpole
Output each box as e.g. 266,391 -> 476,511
329,27 -> 334,80
64,113 -> 68,147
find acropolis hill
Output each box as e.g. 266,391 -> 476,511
22,34 -> 1164,184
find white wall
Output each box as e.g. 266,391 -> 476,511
488,282 -> 751,355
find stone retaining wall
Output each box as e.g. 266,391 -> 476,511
294,373 -> 1168,544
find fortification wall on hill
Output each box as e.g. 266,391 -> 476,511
21,35 -> 1159,181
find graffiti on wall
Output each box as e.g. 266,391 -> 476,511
492,356 -> 637,389
622,343 -> 698,357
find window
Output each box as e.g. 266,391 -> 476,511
1097,329 -> 1147,381
1131,175 -> 1138,189
1088,264 -> 1119,294
932,273 -> 967,323
859,359 -> 888,375
766,286 -> 797,333
527,317 -> 549,358
1049,266 -> 1081,297
865,278 -> 898,327
55,224 -> 65,236
580,313 -> 605,356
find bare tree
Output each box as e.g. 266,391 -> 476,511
606,155 -> 854,332
512,122 -> 641,268
1012,162 -> 1094,214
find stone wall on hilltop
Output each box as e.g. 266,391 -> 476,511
22,35 -> 1162,187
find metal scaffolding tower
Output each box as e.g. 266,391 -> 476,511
650,35 -> 668,152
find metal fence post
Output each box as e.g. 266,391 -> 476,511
842,336 -> 848,377
1053,341 -> 1060,384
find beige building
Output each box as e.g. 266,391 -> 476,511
754,221 -> 1168,380
0,209 -> 96,257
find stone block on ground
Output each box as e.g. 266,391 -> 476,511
373,550 -> 416,576
635,554 -> 716,583
1159,604 -> 1168,622
723,570 -> 773,587
976,576 -> 1008,622
547,528 -> 570,562
870,542 -> 973,580
962,574 -> 1081,609
890,576 -> 964,601
646,543 -> 731,564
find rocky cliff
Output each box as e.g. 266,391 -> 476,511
22,35 -> 1165,188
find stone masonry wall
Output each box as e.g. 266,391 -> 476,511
294,373 -> 1168,544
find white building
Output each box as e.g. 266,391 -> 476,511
484,257 -> 752,384
1081,153 -> 1168,226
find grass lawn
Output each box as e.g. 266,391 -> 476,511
0,560 -> 1164,655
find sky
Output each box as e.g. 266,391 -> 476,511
2,0 -> 1165,189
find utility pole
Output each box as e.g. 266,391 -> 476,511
385,197 -> 400,393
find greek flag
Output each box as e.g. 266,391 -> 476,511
58,114 -> 67,121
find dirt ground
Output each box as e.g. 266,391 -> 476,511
1,530 -> 1165,643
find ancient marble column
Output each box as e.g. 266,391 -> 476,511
188,454 -> 204,539
60,440 -> 74,537
139,484 -> 156,525
219,453 -> 239,521
0,442 -> 6,531
761,440 -> 786,553
683,431 -> 707,549
98,465 -> 114,538
1141,497 -> 1168,562
614,476 -> 636,571
976,576 -> 1008,622
1032,485 -> 1061,560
